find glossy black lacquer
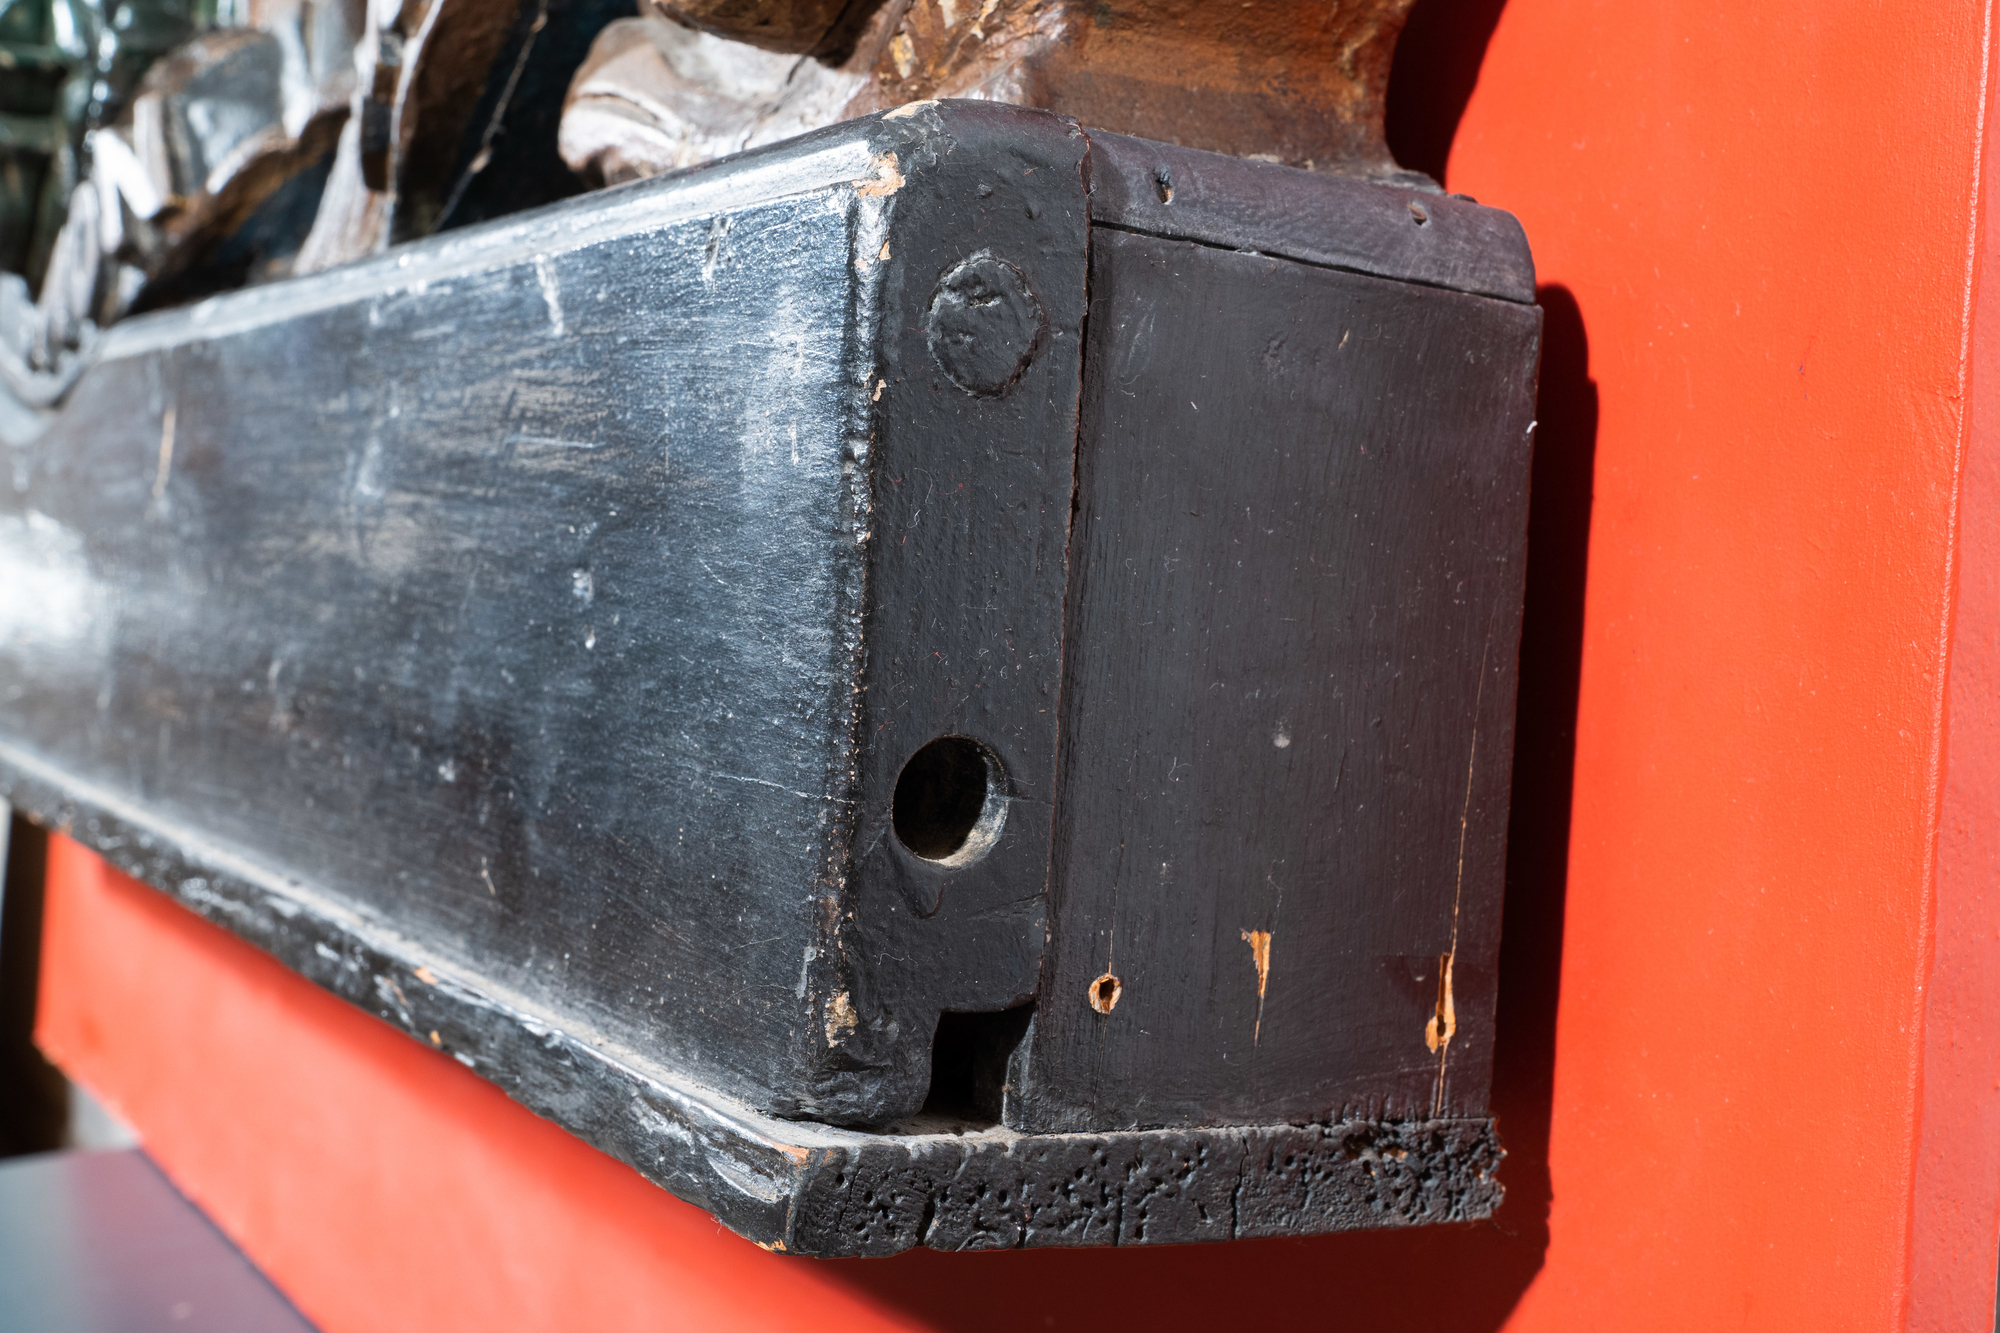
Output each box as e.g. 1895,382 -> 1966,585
0,104 -> 1538,1254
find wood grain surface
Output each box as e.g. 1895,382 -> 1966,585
1017,226 -> 1538,1133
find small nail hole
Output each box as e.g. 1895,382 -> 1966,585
1155,169 -> 1173,204
1089,973 -> 1122,1013
1408,200 -> 1429,226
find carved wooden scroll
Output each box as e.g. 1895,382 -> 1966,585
560,0 -> 1423,185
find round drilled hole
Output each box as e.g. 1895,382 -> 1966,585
1089,973 -> 1122,1014
892,737 -> 1006,864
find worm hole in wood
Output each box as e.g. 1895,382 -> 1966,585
892,736 -> 1006,864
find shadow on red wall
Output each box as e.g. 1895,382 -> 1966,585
1385,0 -> 1513,189
816,5 -> 1601,1327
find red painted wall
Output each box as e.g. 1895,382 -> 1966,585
1439,1 -> 1989,1327
34,2 -> 2000,1329
1913,12 -> 2000,1325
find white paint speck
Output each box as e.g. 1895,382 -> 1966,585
534,254 -> 564,337
152,404 -> 175,502
438,758 -> 458,783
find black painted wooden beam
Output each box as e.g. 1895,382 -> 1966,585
0,102 -> 1538,1255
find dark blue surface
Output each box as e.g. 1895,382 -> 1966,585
0,1149 -> 316,1332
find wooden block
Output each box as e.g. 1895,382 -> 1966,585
0,101 -> 1536,1253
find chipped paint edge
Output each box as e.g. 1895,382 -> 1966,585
0,753 -> 1502,1257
